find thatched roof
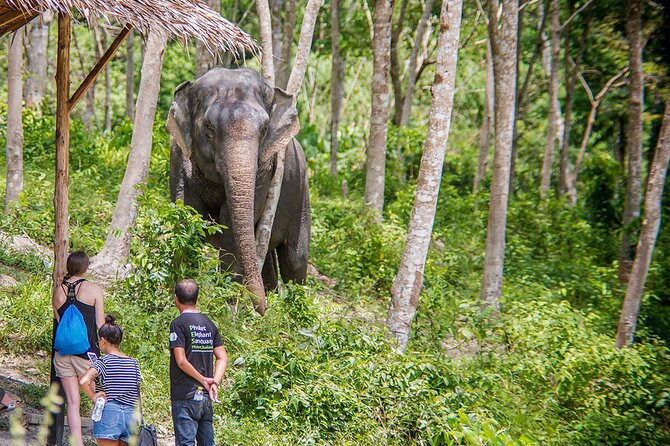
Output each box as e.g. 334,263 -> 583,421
0,0 -> 258,56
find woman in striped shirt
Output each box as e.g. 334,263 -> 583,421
80,314 -> 141,446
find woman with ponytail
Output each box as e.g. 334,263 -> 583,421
80,314 -> 142,446
52,250 -> 105,446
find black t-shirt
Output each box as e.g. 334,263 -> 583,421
168,312 -> 223,401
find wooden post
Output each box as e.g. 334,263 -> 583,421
47,13 -> 70,446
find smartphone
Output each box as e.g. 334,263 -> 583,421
87,352 -> 98,363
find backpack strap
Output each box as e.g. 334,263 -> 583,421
61,278 -> 86,303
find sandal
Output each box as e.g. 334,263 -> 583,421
0,399 -> 21,414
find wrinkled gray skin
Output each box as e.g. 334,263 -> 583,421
167,68 -> 310,315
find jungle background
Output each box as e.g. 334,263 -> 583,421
1,0 -> 670,444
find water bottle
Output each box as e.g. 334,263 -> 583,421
194,387 -> 204,401
91,397 -> 105,422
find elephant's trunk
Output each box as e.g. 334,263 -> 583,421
222,148 -> 267,315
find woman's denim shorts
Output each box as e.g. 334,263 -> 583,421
93,400 -> 139,442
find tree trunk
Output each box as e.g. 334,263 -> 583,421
560,1 -> 591,195
126,30 -> 135,120
95,28 -> 113,132
387,0 -> 463,353
364,0 -> 395,218
616,95 -> 670,348
24,11 -> 53,110
256,0 -> 323,271
619,0 -> 644,282
271,0 -> 283,71
480,0 -> 518,310
473,40 -> 493,194
390,0 -> 408,127
330,0 -> 345,177
72,31 -> 98,131
566,68 -> 627,204
89,30 -> 168,281
277,0 -> 297,88
196,0 -> 220,76
5,31 -> 24,212
256,0 -> 276,86
540,0 -> 560,197
399,0 -> 436,127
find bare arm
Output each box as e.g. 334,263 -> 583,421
208,345 -> 228,402
79,367 -> 99,401
92,284 -> 105,329
173,347 -> 210,390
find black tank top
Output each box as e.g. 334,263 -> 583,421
57,279 -> 100,359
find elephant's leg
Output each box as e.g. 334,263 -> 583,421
276,226 -> 308,285
261,250 -> 278,291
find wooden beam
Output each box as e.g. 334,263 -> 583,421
0,9 -> 39,36
53,12 -> 70,294
69,25 -> 132,111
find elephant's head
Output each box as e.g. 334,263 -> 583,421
166,68 -> 300,315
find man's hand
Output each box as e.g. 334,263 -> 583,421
208,382 -> 219,403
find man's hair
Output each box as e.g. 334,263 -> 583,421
175,279 -> 199,305
66,251 -> 89,278
98,313 -> 123,345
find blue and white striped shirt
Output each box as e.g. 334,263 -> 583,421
92,354 -> 141,407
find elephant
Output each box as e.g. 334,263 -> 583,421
166,67 -> 310,315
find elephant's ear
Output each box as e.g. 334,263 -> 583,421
259,87 -> 300,167
166,81 -> 193,160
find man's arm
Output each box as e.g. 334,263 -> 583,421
208,345 -> 228,402
173,347 -> 210,390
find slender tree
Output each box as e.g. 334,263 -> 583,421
277,0 -> 297,88
619,0 -> 644,282
24,11 -> 53,110
330,0 -> 345,176
364,0 -> 395,218
5,30 -> 24,212
616,96 -> 670,348
388,0 -> 463,352
480,0 -> 518,310
473,41 -> 493,194
390,0 -> 409,126
540,0 -> 561,197
89,30 -> 168,280
126,30 -> 135,120
256,0 -> 323,269
399,0 -> 436,127
256,0 -> 276,86
196,0 -> 220,76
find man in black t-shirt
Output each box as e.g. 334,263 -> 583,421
169,279 -> 228,446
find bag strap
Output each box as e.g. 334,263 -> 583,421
61,278 -> 86,303
135,360 -> 145,423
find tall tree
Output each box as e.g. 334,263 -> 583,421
24,11 -> 53,110
256,0 -> 276,86
196,0 -> 220,76
388,0 -> 463,352
126,30 -> 135,120
619,0 -> 644,282
473,41 -> 493,194
277,0 -> 297,88
256,0 -> 323,269
390,0 -> 409,126
5,31 -> 24,212
540,0 -> 561,197
330,0 -> 345,177
480,0 -> 518,310
364,0 -> 395,218
89,30 -> 168,280
616,95 -> 670,348
398,0 -> 436,127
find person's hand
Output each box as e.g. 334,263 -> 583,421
94,391 -> 107,402
208,382 -> 219,403
202,377 -> 216,391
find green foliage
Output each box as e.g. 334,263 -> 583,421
124,193 -> 225,312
